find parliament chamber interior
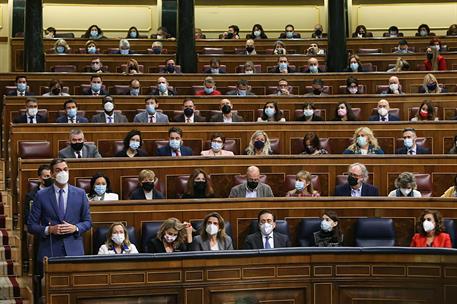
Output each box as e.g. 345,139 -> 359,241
1,0 -> 457,303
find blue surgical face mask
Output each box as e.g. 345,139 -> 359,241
279,62 -> 288,70
295,180 -> 305,191
169,139 -> 181,150
129,31 -> 137,38
264,107 -> 276,118
309,65 -> 318,73
204,87 -> 214,94
120,49 -> 129,55
91,83 -> 101,92
146,104 -> 156,115
211,141 -> 223,152
67,108 -> 77,118
94,184 -> 107,196
404,138 -> 414,148
56,46 -> 65,54
130,88 -> 140,96
286,31 -> 294,38
357,136 -> 368,147
238,89 -> 247,96
158,83 -> 167,93
129,140 -> 140,150
17,83 -> 27,92
350,62 -> 359,71
87,46 -> 97,54
90,30 -> 99,38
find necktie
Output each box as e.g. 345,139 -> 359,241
58,189 -> 65,219
175,150 -> 181,157
70,118 -> 74,123
264,236 -> 271,249
149,116 -> 154,123
76,151 -> 81,158
29,116 -> 34,124
408,149 -> 414,155
186,118 -> 191,123
20,92 -> 24,96
381,116 -> 386,121
108,116 -> 112,123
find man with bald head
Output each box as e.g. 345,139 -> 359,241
229,166 -> 274,198
150,76 -> 176,96
368,99 -> 400,122
304,57 -> 322,73
335,163 -> 379,197
382,76 -> 403,95
209,99 -> 245,123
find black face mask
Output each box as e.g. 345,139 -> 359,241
221,104 -> 231,114
71,142 -> 84,151
305,145 -> 316,154
315,29 -> 322,36
427,53 -> 433,60
166,64 -> 175,73
226,32 -> 234,39
184,108 -> 194,117
254,140 -> 265,150
51,87 -> 61,95
142,182 -> 154,192
193,181 -> 207,194
247,181 -> 258,190
42,178 -> 54,187
348,175 -> 359,187
152,48 -> 161,54
313,89 -> 322,95
246,46 -> 254,53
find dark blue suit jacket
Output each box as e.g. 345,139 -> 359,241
129,187 -> 164,200
27,185 -> 92,263
156,145 -> 193,156
56,115 -> 89,123
396,145 -> 430,154
368,114 -> 400,121
334,183 -> 379,196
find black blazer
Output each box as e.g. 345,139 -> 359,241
278,32 -> 301,39
243,231 -> 290,249
55,115 -> 89,123
148,238 -> 188,253
271,66 -> 296,73
81,88 -> 108,96
368,114 -> 400,122
6,90 -> 33,96
209,113 -> 244,122
174,113 -> 206,122
396,145 -> 430,154
203,68 -> 225,74
156,145 -> 193,156
296,115 -> 323,122
13,114 -> 47,123
129,187 -> 164,200
150,88 -> 176,96
115,149 -> 148,157
334,183 -> 379,197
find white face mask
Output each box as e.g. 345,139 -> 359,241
303,109 -> 314,117
205,224 -> 218,236
389,83 -> 399,92
348,87 -> 358,94
423,220 -> 435,233
260,223 -> 273,236
400,188 -> 412,196
378,107 -> 388,117
27,108 -> 38,117
111,233 -> 125,245
321,220 -> 333,232
55,171 -> 69,185
164,233 -> 177,243
104,102 -> 114,112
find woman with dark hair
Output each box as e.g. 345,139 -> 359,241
314,210 -> 344,247
345,76 -> 361,94
247,24 -> 268,39
191,212 -> 233,251
98,222 -> 138,254
332,102 -> 358,121
416,24 -> 433,37
257,101 -> 286,122
384,25 -> 402,37
410,210 -> 451,248
345,55 -> 365,72
115,129 -> 148,157
201,133 -> 235,156
87,172 -> 119,201
81,24 -> 106,39
297,103 -> 323,122
126,26 -> 140,39
410,100 -> 439,121
182,169 -> 215,199
447,24 -> 457,36
301,132 -> 328,155
148,218 -> 193,253
42,79 -> 70,96
352,25 -> 370,38
441,174 -> 457,197
151,26 -> 173,39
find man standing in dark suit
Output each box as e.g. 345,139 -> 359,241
82,75 -> 107,96
335,163 -> 379,197
13,98 -> 47,123
6,75 -> 34,96
56,99 -> 89,123
58,129 -> 102,158
24,165 -> 53,223
91,95 -> 128,123
396,128 -> 430,155
174,99 -> 206,123
244,210 -> 290,249
209,99 -> 244,123
156,127 -> 193,156
368,99 -> 400,122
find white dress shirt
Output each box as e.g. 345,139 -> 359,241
351,185 -> 362,197
105,113 -> 115,123
245,186 -> 257,198
223,115 -> 233,123
148,114 -> 156,123
185,114 -> 194,123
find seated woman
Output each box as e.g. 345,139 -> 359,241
305,43 -> 325,55
129,169 -> 164,200
148,217 -> 193,253
332,102 -> 358,121
98,222 -> 138,254
297,103 -> 323,122
53,38 -> 70,54
416,24 -> 434,37
42,79 -> 70,96
85,40 -> 98,54
419,73 -> 447,94
182,169 -> 215,199
245,130 -> 273,156
388,172 -> 422,197
345,55 -> 365,72
448,135 -> 457,154
243,60 -> 256,74
81,24 -> 107,39
191,212 -> 233,251
87,172 -> 119,201
410,210 -> 452,248
247,24 -> 268,39
301,132 -> 328,155
257,101 -> 286,122
410,100 -> 439,121
124,58 -> 142,74
201,133 -> 235,156
424,46 -> 447,71
441,174 -> 457,197
126,26 -> 140,39
343,127 -> 384,155
273,40 -> 287,55
383,25 -> 402,37
286,170 -> 320,197
314,210 -> 344,247
115,129 -> 148,157
345,76 -> 361,94
352,24 -> 371,38
386,57 -> 410,73
447,24 -> 457,36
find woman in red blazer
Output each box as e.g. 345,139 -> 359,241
410,209 -> 452,248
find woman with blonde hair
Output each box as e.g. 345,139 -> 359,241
286,170 -> 320,197
245,130 -> 272,155
53,38 -> 70,54
419,73 -> 447,94
191,212 -> 233,251
388,172 -> 422,197
124,58 -> 141,74
148,217 -> 193,253
98,222 -> 138,254
343,127 -> 384,154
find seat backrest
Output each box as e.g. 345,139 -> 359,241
92,225 -> 137,254
50,65 -> 77,72
293,109 -> 325,121
158,65 -> 182,73
355,218 -> 396,247
235,64 -> 262,73
118,64 -> 144,73
270,138 -> 280,154
111,85 -> 131,95
202,64 -> 227,73
303,85 -> 332,95
443,219 -> 457,248
408,107 -> 439,120
141,222 -> 163,252
357,48 -> 382,54
203,139 -> 240,155
233,174 -> 267,186
361,62 -> 375,72
121,176 -> 139,200
249,219 -> 289,237
284,175 -> 321,194
175,175 -> 190,198
371,108 -> 400,117
338,84 -> 366,94
203,48 -> 224,54
351,108 -> 362,120
296,218 -> 321,246
414,173 -> 432,197
19,141 -> 52,159
76,178 -> 91,193
375,84 -> 403,94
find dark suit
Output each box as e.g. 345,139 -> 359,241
209,113 -> 244,122
296,115 -> 323,122
129,187 -> 164,200
203,68 -> 225,74
334,183 -> 379,197
150,88 -> 176,96
396,145 -> 430,154
6,90 -> 33,96
271,66 -> 296,73
27,185 -> 92,267
56,115 -> 89,123
278,32 -> 301,39
156,145 -> 193,156
91,112 -> 128,123
115,149 -> 148,157
225,89 -> 256,96
148,238 -> 188,253
303,67 -> 323,73
13,114 -> 47,123
81,88 -> 108,96
368,114 -> 400,122
174,113 -> 206,123
244,231 -> 290,249
58,143 -> 102,158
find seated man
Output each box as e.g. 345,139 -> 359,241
271,56 -> 295,74
7,75 -> 33,96
164,58 -> 179,74
335,163 -> 379,197
58,129 -> 102,158
244,209 -> 290,249
221,25 -> 240,39
91,95 -> 128,123
396,128 -> 430,155
150,41 -> 164,54
393,39 -> 414,54
304,57 -> 322,73
204,58 -> 225,74
368,99 -> 400,122
304,78 -> 328,97
129,169 -> 164,200
174,99 -> 206,123
24,164 -> 53,221
245,39 -> 256,55
150,76 -> 176,96
88,58 -> 104,73
382,76 -> 403,95
270,79 -> 293,96
82,75 -> 107,96
229,166 -> 274,198
279,24 -> 301,39
311,24 -> 327,38
226,79 -> 256,96
156,127 -> 193,156
56,99 -> 89,123
195,76 -> 222,96
13,97 -> 47,123
129,79 -> 141,96
133,97 -> 169,123
209,99 -> 244,123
